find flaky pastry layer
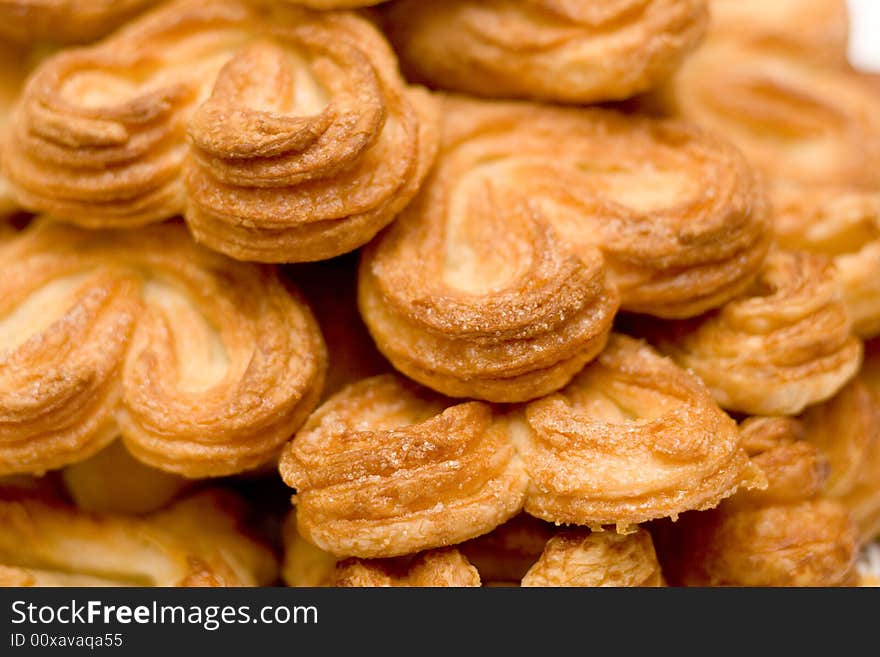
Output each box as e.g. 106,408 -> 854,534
521,528 -> 664,587
0,220 -> 326,478
646,250 -> 863,416
0,489 -> 277,587
516,334 -> 764,529
655,416 -> 858,586
3,0 -> 437,262
282,338 -> 760,557
280,374 -> 528,558
384,0 -> 708,103
359,96 -> 768,402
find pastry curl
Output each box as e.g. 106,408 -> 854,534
359,96 -> 768,402
334,549 -> 480,588
803,349 -> 880,543
0,0 -> 154,44
656,417 -> 858,586
515,334 -> 764,530
0,220 -> 326,478
384,0 -> 708,104
521,528 -> 664,587
3,0 -> 437,263
707,0 -> 850,65
645,250 -> 862,416
654,40 -> 880,337
61,440 -> 190,514
279,374 -> 528,558
279,1 -> 388,8
0,489 -> 277,587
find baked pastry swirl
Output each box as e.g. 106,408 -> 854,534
280,374 -> 528,558
707,0 -> 850,65
515,334 -> 764,530
655,416 -> 858,586
803,343 -> 880,543
655,37 -> 880,337
521,528 -> 664,587
282,338 -> 761,556
3,0 -> 437,262
384,0 -> 708,103
458,514 -> 555,585
644,250 -> 863,416
0,489 -> 277,586
0,220 -> 326,478
334,549 -> 480,588
0,1 -> 155,44
360,96 -> 769,402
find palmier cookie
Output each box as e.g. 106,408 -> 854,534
359,96 -> 769,403
0,220 -> 326,478
384,0 -> 708,104
281,337 -> 761,557
0,489 -> 277,587
521,528 -> 664,588
0,1 -> 155,44
707,0 -> 850,65
280,374 -> 529,559
655,417 -> 858,586
656,42 -> 880,336
3,0 -> 437,263
514,334 -> 764,530
644,250 -> 862,416
802,345 -> 880,543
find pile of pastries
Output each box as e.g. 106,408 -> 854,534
0,0 -> 878,587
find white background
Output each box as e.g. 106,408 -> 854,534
848,0 -> 880,70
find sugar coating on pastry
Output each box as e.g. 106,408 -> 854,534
646,250 -> 863,416
0,489 -> 277,586
515,334 -> 765,530
0,220 -> 326,478
655,39 -> 880,337
656,416 -> 858,586
334,549 -> 481,587
0,1 -> 155,44
384,0 -> 708,103
521,528 -> 664,587
279,374 -> 528,558
3,0 -> 437,263
61,440 -> 190,515
360,96 -> 768,402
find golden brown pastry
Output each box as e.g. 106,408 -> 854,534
644,250 -> 862,416
0,489 -> 277,586
521,528 -> 664,587
3,0 -> 437,263
655,416 -> 858,586
359,96 -> 768,402
0,220 -> 326,478
280,374 -> 528,558
654,36 -> 880,337
280,0 -> 387,7
0,41 -> 33,218
458,514 -> 555,585
334,549 -> 480,587
0,0 -> 155,44
805,342 -> 880,543
708,0 -> 850,65
516,334 -> 764,530
61,440 -> 190,514
384,0 -> 708,103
